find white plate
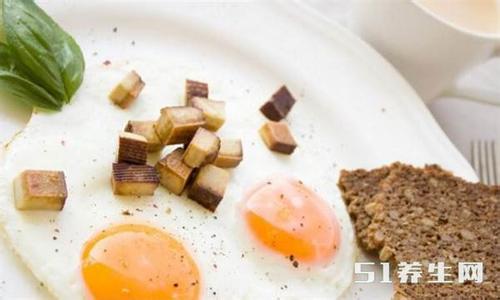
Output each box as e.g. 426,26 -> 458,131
0,1 -> 476,299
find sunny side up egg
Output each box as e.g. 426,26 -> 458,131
0,61 -> 356,299
81,224 -> 200,299
242,177 -> 341,267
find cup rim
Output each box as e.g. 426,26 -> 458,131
412,0 -> 500,40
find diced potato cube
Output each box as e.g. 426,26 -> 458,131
118,132 -> 148,165
183,128 -> 220,168
125,120 -> 164,152
214,138 -> 243,168
259,121 -> 297,154
156,148 -> 193,195
187,164 -> 230,211
14,170 -> 67,211
190,97 -> 226,131
109,70 -> 145,108
111,163 -> 159,196
185,79 -> 208,105
155,106 -> 205,145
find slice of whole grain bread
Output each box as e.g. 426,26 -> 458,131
337,163 -> 450,250
338,165 -> 392,250
339,163 -> 499,299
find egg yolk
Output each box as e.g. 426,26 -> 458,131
242,177 -> 341,265
81,224 -> 200,300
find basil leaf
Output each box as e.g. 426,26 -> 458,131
0,42 -> 60,110
0,0 -> 5,42
3,0 -> 84,103
0,69 -> 61,110
0,41 -> 32,79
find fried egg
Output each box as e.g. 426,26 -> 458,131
242,177 -> 341,266
0,60 -> 355,299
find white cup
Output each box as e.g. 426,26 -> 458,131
350,0 -> 500,103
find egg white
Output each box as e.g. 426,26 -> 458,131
0,61 -> 355,299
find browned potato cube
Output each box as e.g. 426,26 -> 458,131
185,79 -> 208,105
190,97 -> 226,131
125,121 -> 164,152
14,170 -> 67,211
187,164 -> 230,211
156,148 -> 194,195
118,132 -> 148,165
111,163 -> 159,196
259,121 -> 297,155
214,139 -> 243,168
183,128 -> 220,168
155,106 -> 205,145
109,70 -> 145,108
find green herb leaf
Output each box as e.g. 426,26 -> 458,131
0,42 -> 61,110
0,1 -> 4,43
0,70 -> 62,110
3,0 -> 84,105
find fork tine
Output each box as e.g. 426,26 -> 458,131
470,140 -> 482,181
469,140 -> 499,185
492,141 -> 498,185
470,140 -> 476,174
484,140 -> 492,185
478,140 -> 485,184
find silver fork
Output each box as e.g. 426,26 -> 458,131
470,140 -> 499,185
